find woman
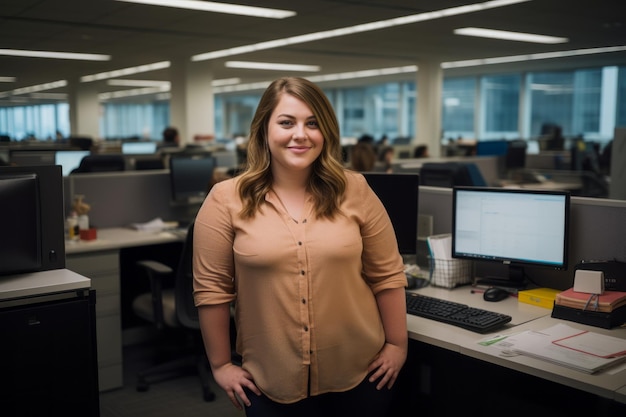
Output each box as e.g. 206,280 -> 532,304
193,77 -> 407,417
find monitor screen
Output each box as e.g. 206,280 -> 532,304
122,141 -> 157,155
452,186 -> 570,284
55,150 -> 91,176
169,154 -> 217,204
419,162 -> 486,188
362,172 -> 420,256
476,140 -> 509,156
0,165 -> 65,276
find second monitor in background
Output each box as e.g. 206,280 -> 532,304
169,154 -> 217,206
122,141 -> 158,155
362,172 -> 420,258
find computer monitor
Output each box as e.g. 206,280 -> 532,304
452,186 -> 570,287
419,162 -> 486,188
0,165 -> 65,276
122,141 -> 157,155
362,172 -> 420,256
55,150 -> 91,176
169,154 -> 217,205
476,139 -> 509,156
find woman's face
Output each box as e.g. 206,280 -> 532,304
267,93 -> 324,177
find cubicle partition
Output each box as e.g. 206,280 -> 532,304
63,171 -> 178,228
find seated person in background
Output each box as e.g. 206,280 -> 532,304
350,141 -> 377,172
413,144 -> 429,158
376,145 -> 395,173
159,126 -> 180,149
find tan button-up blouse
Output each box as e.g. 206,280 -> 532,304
193,170 -> 407,404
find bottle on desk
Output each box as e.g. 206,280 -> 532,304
66,211 -> 79,242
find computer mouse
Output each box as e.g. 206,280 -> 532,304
483,287 -> 509,302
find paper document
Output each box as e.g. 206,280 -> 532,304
552,331 -> 626,358
427,233 -> 452,260
492,323 -> 626,374
130,217 -> 168,232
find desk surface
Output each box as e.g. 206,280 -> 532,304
65,227 -> 182,254
0,268 -> 90,300
408,285 -> 626,403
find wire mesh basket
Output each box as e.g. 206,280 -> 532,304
429,258 -> 473,289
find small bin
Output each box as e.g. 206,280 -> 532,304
429,258 -> 473,288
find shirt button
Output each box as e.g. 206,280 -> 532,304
301,298 -> 306,304
304,326 -> 309,332
300,270 -> 305,275
303,219 -> 307,223
298,241 -> 302,245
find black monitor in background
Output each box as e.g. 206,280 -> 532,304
169,154 -> 217,205
362,172 -> 420,256
0,165 -> 66,276
419,162 -> 486,188
505,139 -> 527,170
476,139 -> 509,157
55,150 -> 91,176
452,186 -> 570,288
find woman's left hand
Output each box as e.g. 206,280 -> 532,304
367,342 -> 407,390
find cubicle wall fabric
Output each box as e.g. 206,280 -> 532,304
429,258 -> 473,288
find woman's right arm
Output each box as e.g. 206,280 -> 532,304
198,303 -> 260,409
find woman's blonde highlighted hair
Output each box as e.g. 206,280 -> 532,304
237,77 -> 347,219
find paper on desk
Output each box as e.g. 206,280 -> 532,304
427,233 -> 452,260
492,323 -> 626,373
130,217 -> 167,232
552,331 -> 626,358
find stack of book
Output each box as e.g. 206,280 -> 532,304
551,287 -> 626,329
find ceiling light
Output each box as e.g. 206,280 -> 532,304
81,61 -> 170,82
108,79 -> 171,87
192,0 -> 530,61
0,77 -> 16,83
0,49 -> 110,61
12,80 -> 68,96
442,45 -> 626,68
211,78 -> 241,87
454,27 -> 568,44
115,0 -> 295,19
225,61 -> 320,72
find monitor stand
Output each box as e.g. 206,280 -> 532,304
475,265 -> 529,290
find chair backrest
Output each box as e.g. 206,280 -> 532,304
175,220 -> 200,329
71,154 -> 126,173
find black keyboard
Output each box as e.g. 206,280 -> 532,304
405,292 -> 512,334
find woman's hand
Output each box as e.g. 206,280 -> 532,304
367,342 -> 408,390
212,362 -> 261,410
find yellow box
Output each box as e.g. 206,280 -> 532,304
518,287 -> 560,309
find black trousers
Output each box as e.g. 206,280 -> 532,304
244,372 -> 394,417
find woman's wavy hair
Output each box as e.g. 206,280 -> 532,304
237,77 -> 347,219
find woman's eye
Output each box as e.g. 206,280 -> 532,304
278,120 -> 294,127
307,120 -> 319,128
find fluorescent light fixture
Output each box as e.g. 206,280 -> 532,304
454,27 -> 568,44
0,48 -> 110,61
81,61 -> 170,82
213,65 -> 418,93
29,93 -> 68,100
442,45 -> 626,68
225,61 -> 320,72
12,80 -> 68,96
211,77 -> 241,87
99,85 -> 169,100
192,0 -> 530,61
115,0 -> 295,19
0,77 -> 16,82
107,79 -> 171,87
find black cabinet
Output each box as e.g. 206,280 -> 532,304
0,289 -> 99,417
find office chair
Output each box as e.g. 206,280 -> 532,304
132,221 -> 216,402
71,154 -> 126,173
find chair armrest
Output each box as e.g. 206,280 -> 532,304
136,260 -> 174,330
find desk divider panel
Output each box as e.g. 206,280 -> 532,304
63,171 -> 178,228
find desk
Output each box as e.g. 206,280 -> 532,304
402,285 -> 626,415
65,228 -> 183,391
65,227 -> 626,410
